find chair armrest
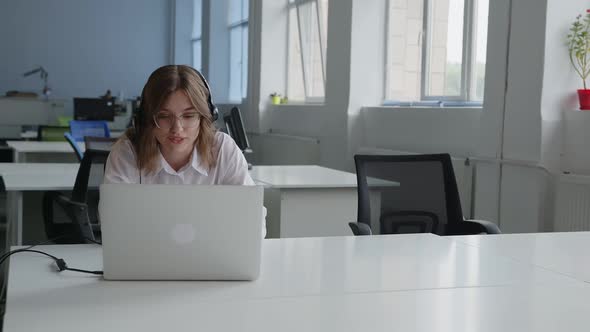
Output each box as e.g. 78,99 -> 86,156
464,219 -> 501,234
348,222 -> 372,236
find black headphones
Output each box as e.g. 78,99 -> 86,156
134,66 -> 219,133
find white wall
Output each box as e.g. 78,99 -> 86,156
481,0 -> 549,232
545,0 -> 590,174
253,0 -> 352,169
0,0 -> 171,101
174,0 -> 194,66
347,0 -> 386,167
361,107 -> 481,156
209,0 -> 231,103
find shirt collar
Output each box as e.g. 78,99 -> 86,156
156,146 -> 209,176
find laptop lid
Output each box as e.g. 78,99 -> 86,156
99,184 -> 263,281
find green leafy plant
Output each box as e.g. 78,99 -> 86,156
567,10 -> 590,89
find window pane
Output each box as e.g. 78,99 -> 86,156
193,0 -> 202,38
385,0 -> 425,101
242,0 -> 249,21
229,27 -> 242,102
287,7 -> 305,101
229,0 -> 242,24
318,0 -> 328,77
242,25 -> 248,99
297,1 -> 325,98
425,0 -> 464,97
473,0 -> 488,101
192,40 -> 202,71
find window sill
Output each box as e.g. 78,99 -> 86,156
365,106 -> 483,113
272,102 -> 325,106
382,101 -> 483,108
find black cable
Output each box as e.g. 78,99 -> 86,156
0,234 -> 70,260
54,258 -> 103,275
0,234 -> 100,264
0,235 -> 103,276
0,249 -> 59,266
1,234 -> 99,256
0,237 -> 103,318
0,249 -> 103,275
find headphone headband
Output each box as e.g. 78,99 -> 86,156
190,67 -> 219,121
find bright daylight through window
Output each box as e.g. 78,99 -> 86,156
385,0 -> 488,104
287,0 -> 329,103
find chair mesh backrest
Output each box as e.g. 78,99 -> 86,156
69,120 -> 110,142
72,149 -> 110,203
355,154 -> 464,235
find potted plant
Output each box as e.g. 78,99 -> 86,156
567,9 -> 590,110
270,92 -> 282,105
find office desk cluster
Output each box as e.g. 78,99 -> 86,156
4,232 -> 590,331
5,141 -> 84,163
0,163 -> 368,246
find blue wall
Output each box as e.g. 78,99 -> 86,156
0,0 -> 172,100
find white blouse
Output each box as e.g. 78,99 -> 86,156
104,131 -> 266,237
105,132 -> 253,185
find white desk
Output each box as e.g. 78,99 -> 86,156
1,164 -> 387,245
0,163 -> 80,246
19,131 -> 37,140
251,165 -> 397,238
5,141 -> 84,163
3,234 -> 588,332
449,232 -> 590,283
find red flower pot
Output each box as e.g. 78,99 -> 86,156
578,89 -> 590,110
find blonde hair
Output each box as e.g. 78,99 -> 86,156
124,65 -> 217,174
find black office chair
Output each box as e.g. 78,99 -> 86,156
348,154 -> 500,236
224,107 -> 253,169
84,136 -> 118,152
42,149 -> 110,244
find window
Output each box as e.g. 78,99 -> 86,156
287,0 -> 328,103
192,0 -> 203,71
228,0 -> 249,102
385,0 -> 488,104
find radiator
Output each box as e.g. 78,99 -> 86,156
356,147 -> 474,218
247,132 -> 321,165
554,174 -> 590,231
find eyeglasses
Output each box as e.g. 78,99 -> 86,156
153,111 -> 201,129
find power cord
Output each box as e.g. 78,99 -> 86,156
0,249 -> 103,275
0,236 -> 103,319
0,235 -> 103,281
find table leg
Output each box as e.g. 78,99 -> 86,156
12,150 -> 22,163
6,191 -> 23,246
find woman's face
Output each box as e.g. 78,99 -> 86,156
153,90 -> 201,161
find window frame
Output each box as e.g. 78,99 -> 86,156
385,0 -> 486,105
191,0 -> 203,71
286,0 -> 328,104
228,0 -> 249,102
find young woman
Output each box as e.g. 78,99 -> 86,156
104,65 -> 265,235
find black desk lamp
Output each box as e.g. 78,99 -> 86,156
23,66 -> 51,98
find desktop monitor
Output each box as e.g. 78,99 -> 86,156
224,106 -> 250,152
74,98 -> 115,121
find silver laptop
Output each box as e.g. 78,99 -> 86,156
99,184 -> 264,281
